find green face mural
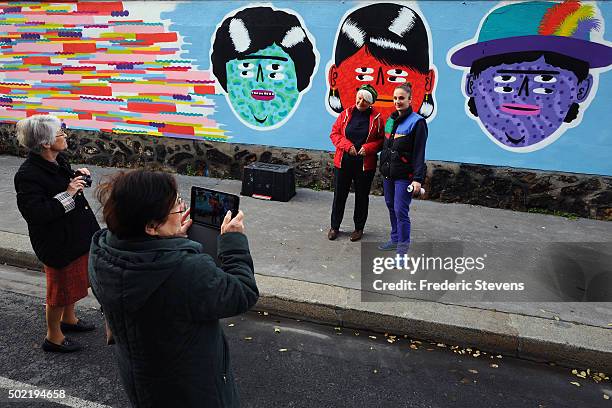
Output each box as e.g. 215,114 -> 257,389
225,44 -> 299,128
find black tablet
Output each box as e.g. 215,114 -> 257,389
190,186 -> 240,230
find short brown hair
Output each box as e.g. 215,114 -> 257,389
395,83 -> 413,98
96,170 -> 177,239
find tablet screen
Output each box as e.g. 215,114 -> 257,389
191,186 -> 239,229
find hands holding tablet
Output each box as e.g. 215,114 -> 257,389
221,210 -> 245,235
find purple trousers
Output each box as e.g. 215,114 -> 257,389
383,178 -> 413,255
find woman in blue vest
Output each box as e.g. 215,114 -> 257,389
379,83 -> 428,257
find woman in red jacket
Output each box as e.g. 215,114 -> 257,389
328,84 -> 384,242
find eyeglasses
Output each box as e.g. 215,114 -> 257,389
169,196 -> 187,215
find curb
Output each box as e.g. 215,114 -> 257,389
1,246 -> 610,372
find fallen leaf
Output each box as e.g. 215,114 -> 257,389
437,343 -> 446,348
334,327 -> 341,331
274,327 -> 281,334
490,364 -> 499,368
369,336 -> 377,340
373,369 -> 378,374
263,312 -> 269,316
278,348 -> 288,352
468,369 -> 478,374
571,369 -> 578,375
354,332 -> 360,336
410,344 -> 418,350
553,316 -> 560,321
244,337 -> 253,341
604,394 -> 610,400
570,382 -> 581,387
228,323 -> 235,327
496,355 -> 503,359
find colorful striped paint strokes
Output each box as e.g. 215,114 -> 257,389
0,1 -> 227,140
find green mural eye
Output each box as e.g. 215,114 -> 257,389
266,63 -> 283,71
240,70 -> 254,78
269,72 -> 285,80
239,62 -> 254,70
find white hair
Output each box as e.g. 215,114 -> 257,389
16,114 -> 62,153
357,89 -> 373,104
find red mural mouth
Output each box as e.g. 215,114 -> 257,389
251,89 -> 275,101
500,103 -> 540,116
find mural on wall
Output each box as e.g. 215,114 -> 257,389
326,3 -> 437,119
448,0 -> 612,153
0,1 -> 226,140
210,5 -> 318,131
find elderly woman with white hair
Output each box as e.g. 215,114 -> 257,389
328,84 -> 385,242
14,114 -> 100,353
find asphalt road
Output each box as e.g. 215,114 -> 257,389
0,288 -> 610,408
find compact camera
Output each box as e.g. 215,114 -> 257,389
407,184 -> 425,197
73,170 -> 92,188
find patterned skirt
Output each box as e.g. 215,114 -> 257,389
43,253 -> 90,307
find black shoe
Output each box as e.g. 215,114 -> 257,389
60,319 -> 96,333
42,337 -> 82,353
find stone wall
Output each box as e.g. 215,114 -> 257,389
1,124 -> 610,220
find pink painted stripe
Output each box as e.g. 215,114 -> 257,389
132,112 -> 216,127
113,25 -> 165,33
41,98 -> 124,112
21,14 -> 95,25
111,83 -> 189,94
62,118 -> 114,129
5,72 -> 82,81
162,70 -> 211,81
81,53 -> 159,62
12,43 -> 63,52
0,109 -> 25,119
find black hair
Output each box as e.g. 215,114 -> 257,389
211,6 -> 316,92
97,170 -> 177,239
334,3 -> 430,73
468,51 -> 589,123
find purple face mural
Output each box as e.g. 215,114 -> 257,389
466,56 -> 592,149
448,1 -> 612,153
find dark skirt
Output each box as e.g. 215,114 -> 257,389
43,253 -> 89,307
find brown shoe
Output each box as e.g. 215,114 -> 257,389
350,229 -> 363,242
327,228 -> 339,240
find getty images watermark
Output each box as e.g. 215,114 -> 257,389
360,242 -> 612,302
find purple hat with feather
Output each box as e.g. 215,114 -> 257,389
450,1 -> 612,68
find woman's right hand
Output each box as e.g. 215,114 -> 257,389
221,210 -> 245,235
66,176 -> 86,196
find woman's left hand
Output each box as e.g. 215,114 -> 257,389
177,208 -> 193,237
75,167 -> 90,176
357,146 -> 366,156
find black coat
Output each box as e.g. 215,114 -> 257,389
88,229 -> 259,408
14,152 -> 100,268
379,108 -> 428,182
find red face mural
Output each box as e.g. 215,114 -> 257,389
329,47 -> 435,116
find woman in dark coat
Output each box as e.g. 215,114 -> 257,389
89,170 -> 259,408
14,114 -> 100,353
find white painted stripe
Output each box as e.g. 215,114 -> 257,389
0,376 -> 112,408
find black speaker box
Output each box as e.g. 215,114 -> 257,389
241,162 -> 296,202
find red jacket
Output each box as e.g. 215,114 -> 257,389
330,107 -> 385,171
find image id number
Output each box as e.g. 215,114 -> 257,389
8,389 -> 66,399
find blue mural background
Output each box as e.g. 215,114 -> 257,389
163,1 -> 612,176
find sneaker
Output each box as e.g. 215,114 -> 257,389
327,228 -> 339,241
377,241 -> 397,251
42,337 -> 82,353
60,319 -> 96,333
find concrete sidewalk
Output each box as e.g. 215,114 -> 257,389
0,155 -> 610,371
